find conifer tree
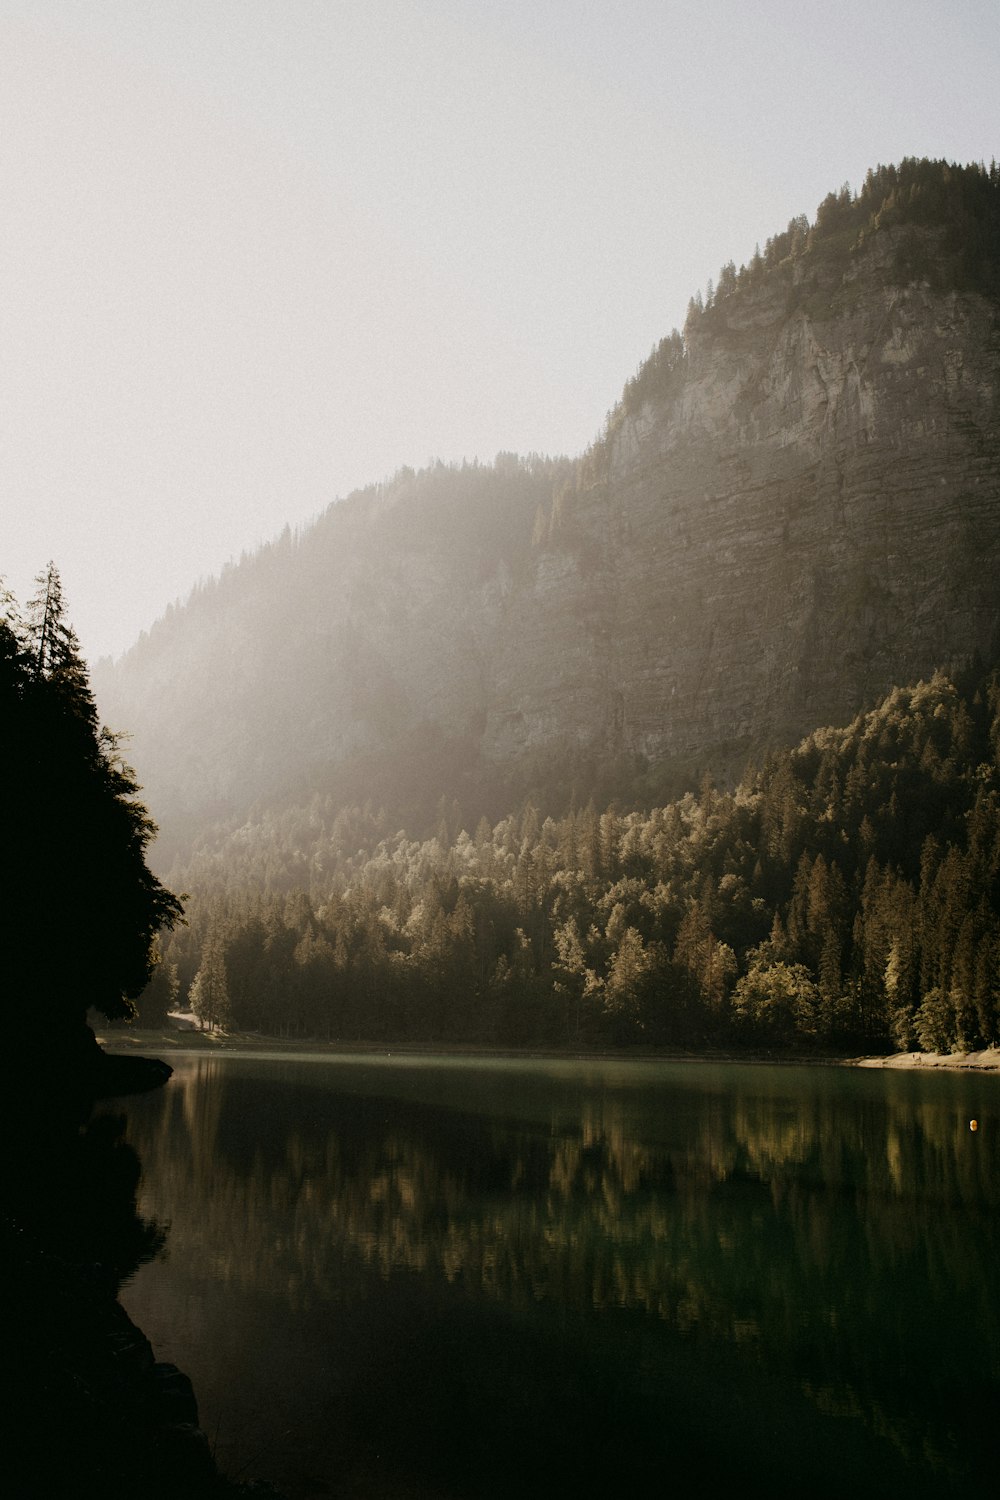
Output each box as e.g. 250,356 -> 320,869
0,569 -> 183,1039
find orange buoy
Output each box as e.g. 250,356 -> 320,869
970,1120 -> 978,1132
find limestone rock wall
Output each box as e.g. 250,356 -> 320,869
483,243 -> 999,772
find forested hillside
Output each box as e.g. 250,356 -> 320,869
148,665 -> 1000,1055
86,159 -> 1000,1057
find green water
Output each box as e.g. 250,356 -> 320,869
113,1053 -> 1000,1499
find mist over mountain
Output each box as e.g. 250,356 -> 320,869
94,159 -> 1000,864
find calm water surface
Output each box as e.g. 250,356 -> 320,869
112,1053 -> 1000,1499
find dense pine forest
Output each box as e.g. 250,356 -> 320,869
148,662 -> 1000,1056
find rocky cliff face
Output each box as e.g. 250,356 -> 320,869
490,227 -> 999,773
95,207 -> 1000,850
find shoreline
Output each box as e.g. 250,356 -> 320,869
849,1047 -> 1000,1072
96,1025 -> 1000,1073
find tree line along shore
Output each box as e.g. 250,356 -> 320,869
146,666 -> 1000,1061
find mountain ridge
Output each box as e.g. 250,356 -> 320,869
94,158 -> 1000,860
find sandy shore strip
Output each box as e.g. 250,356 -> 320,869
851,1048 -> 1000,1071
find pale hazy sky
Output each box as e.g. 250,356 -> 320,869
2,0 -> 997,661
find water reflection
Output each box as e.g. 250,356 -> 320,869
1,1104 -> 185,1497
118,1055 -> 1000,1499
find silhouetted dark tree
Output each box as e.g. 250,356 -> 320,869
1,566 -> 183,1047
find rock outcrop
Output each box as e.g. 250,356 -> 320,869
494,227 -> 999,770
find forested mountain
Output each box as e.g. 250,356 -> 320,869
96,158 -> 1000,865
85,159 -> 1000,1053
147,663 -> 1000,1054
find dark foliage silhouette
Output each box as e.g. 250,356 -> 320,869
1,566 -> 182,1060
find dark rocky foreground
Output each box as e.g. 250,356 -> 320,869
0,1027 -> 279,1498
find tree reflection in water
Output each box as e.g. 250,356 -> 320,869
118,1055 -> 1000,1499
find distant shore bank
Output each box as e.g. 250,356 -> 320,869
850,1048 -> 1000,1072
95,1024 -> 1000,1073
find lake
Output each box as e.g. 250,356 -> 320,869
110,1052 -> 1000,1499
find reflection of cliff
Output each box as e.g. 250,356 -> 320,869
120,1057 -> 998,1492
